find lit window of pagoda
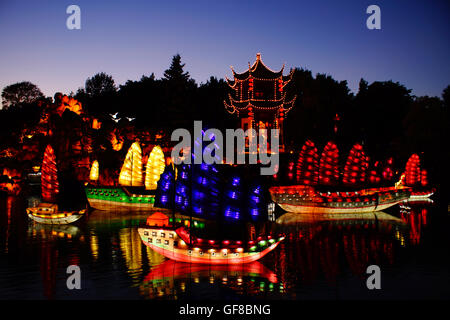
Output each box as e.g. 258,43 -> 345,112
224,53 -> 297,153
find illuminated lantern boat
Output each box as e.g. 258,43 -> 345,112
27,203 -> 86,225
269,185 -> 410,214
27,145 -> 86,224
86,143 -> 165,210
138,213 -> 284,264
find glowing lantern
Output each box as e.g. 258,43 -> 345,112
381,157 -> 394,181
319,141 -> 339,185
420,169 -> 428,186
405,154 -> 421,186
278,78 -> 283,92
286,160 -> 295,181
343,143 -> 368,185
57,95 -> 82,115
110,131 -> 123,151
296,140 -> 319,185
119,142 -> 143,186
90,160 -> 99,181
92,118 -> 101,129
145,145 -> 165,190
41,145 -> 59,202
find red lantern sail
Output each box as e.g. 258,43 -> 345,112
405,154 -> 421,186
41,144 -> 59,202
381,157 -> 394,182
296,140 -> 319,185
420,169 -> 428,187
368,161 -> 381,184
287,160 -> 295,182
343,143 -> 368,185
319,141 -> 339,185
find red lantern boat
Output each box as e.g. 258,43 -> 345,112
26,145 -> 86,224
269,185 -> 410,214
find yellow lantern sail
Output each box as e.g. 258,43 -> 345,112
119,142 -> 143,186
145,145 -> 165,190
90,160 -> 99,181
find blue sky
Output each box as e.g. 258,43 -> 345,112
0,0 -> 448,102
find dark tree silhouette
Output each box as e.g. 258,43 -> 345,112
85,72 -> 117,97
443,85 -> 450,109
77,72 -> 118,117
1,81 -> 44,109
163,54 -> 191,83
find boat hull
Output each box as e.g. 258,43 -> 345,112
276,200 -> 401,214
85,186 -> 155,211
138,227 -> 283,265
87,198 -> 154,211
26,208 -> 85,225
270,185 -> 410,214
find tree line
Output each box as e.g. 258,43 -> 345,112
1,54 -> 449,201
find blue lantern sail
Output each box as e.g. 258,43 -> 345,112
191,156 -> 221,219
154,166 -> 175,209
223,174 -> 244,220
247,183 -> 265,221
174,164 -> 191,213
154,128 -> 268,222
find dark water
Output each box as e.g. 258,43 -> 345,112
0,195 -> 449,300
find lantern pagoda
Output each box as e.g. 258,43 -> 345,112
224,53 -> 296,152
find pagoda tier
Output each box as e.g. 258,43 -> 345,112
224,53 -> 297,153
224,53 -> 296,116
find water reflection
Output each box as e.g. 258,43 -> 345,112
0,194 -> 444,299
140,260 -> 281,299
399,200 -> 434,245
273,211 -> 408,286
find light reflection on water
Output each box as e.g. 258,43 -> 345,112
0,195 -> 448,300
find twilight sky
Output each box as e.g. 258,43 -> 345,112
0,0 -> 449,103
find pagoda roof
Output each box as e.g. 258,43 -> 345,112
230,53 -> 286,81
